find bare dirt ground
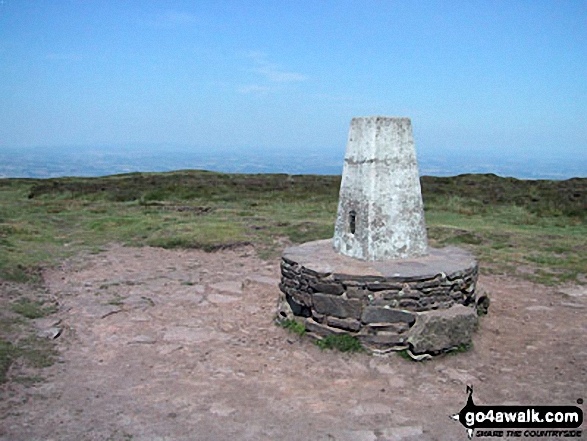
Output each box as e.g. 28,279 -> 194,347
1,244 -> 585,441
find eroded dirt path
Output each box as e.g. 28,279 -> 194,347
1,245 -> 586,440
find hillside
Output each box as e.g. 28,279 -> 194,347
2,171 -> 585,286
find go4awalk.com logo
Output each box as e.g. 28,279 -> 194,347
451,386 -> 583,439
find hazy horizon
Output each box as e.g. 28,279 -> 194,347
1,144 -> 585,181
1,1 -> 586,170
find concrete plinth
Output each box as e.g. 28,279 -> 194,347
278,240 -> 482,354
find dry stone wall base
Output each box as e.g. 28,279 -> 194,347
278,240 -> 485,355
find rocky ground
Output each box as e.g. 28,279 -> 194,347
1,244 -> 585,441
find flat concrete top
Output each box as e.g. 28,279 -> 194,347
282,240 -> 477,280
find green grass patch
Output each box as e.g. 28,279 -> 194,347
14,335 -> 58,368
0,171 -> 584,289
145,220 -> 251,251
0,265 -> 34,283
14,375 -> 44,386
0,335 -> 57,383
11,298 -> 58,319
397,349 -> 415,362
315,334 -> 364,353
107,295 -> 126,306
278,319 -> 306,336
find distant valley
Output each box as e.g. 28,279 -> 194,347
0,145 -> 585,179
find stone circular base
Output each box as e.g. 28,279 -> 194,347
278,239 -> 486,355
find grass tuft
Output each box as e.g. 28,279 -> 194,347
278,319 -> 306,336
446,342 -> 473,355
315,334 -> 364,353
397,349 -> 414,361
11,298 -> 58,319
14,335 -> 58,368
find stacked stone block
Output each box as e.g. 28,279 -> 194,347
279,255 -> 479,352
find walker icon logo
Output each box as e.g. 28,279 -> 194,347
450,386 -> 583,439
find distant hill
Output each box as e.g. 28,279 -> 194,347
1,146 -> 586,179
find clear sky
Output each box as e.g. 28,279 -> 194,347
1,1 -> 586,160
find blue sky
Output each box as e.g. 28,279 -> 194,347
0,1 -> 586,161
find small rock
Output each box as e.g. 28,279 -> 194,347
128,335 -> 156,344
475,290 -> 490,315
558,286 -> 587,298
37,327 -> 62,339
276,292 -> 295,321
407,304 -> 478,354
33,317 -> 62,329
561,302 -> 585,309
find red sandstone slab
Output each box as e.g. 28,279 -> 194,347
282,239 -> 477,281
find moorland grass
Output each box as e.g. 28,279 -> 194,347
0,171 -> 584,285
0,170 -> 584,379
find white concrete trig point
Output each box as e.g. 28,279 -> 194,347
333,116 -> 428,261
277,116 -> 484,355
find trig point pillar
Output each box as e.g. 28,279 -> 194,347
333,116 -> 428,260
278,115 -> 486,356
